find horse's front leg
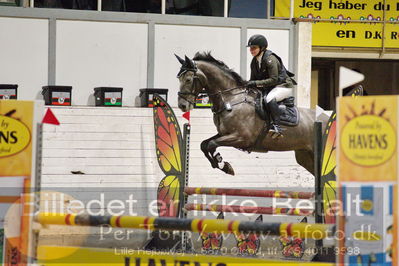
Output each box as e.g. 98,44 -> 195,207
200,133 -> 246,176
200,134 -> 221,169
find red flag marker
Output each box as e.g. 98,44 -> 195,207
182,111 -> 190,122
42,108 -> 60,125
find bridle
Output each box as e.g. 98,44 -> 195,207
176,60 -> 256,114
177,63 -> 205,106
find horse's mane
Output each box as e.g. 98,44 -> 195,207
193,52 -> 246,86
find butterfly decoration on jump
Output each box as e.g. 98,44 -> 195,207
279,216 -> 307,259
320,85 -> 364,224
280,235 -> 305,258
200,212 -> 224,254
153,94 -> 184,217
234,215 -> 262,256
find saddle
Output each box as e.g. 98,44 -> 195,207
254,94 -> 300,126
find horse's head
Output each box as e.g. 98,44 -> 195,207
175,54 -> 207,112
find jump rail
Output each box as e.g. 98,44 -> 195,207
184,203 -> 314,216
184,187 -> 315,199
36,213 -> 334,240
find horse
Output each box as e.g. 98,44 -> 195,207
175,52 -> 328,176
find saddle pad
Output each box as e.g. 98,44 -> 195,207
280,106 -> 300,126
254,94 -> 300,127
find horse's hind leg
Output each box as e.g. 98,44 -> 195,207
294,149 -> 315,176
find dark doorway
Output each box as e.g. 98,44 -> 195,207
312,58 -> 399,110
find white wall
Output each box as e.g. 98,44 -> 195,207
0,17 -> 48,100
56,20 -> 148,106
0,16 -> 300,108
154,25 -> 241,107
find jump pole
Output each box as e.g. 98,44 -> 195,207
36,213 -> 335,240
184,203 -> 314,216
184,187 -> 315,199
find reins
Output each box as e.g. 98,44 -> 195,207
207,86 -> 246,97
177,61 -> 259,114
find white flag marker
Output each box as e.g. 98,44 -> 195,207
339,67 -> 364,97
316,105 -> 324,120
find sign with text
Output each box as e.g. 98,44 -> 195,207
275,0 -> 399,48
338,96 -> 397,181
37,245 -> 328,265
0,100 -> 43,266
0,101 -> 35,177
337,96 -> 398,265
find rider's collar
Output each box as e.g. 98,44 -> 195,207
256,51 -> 264,61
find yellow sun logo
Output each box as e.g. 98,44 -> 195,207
341,100 -> 396,167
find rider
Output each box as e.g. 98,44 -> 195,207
246,34 -> 295,138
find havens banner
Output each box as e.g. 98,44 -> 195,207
0,101 -> 34,177
337,96 -> 398,265
0,100 -> 43,266
275,0 -> 399,48
338,96 -> 397,181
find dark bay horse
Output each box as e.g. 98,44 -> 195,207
175,52 -> 327,176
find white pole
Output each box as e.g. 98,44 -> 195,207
224,0 -> 228,17
97,0 -> 102,11
266,0 -> 270,19
162,0 -> 166,14
30,0 -> 34,8
290,0 -> 294,19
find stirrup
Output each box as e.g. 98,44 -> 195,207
268,124 -> 283,139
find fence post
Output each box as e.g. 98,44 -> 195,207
180,123 -> 191,252
314,121 -> 324,252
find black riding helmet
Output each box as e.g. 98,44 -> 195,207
247,34 -> 268,49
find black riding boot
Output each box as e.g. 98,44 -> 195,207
267,99 -> 283,138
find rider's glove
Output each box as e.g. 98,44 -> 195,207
247,80 -> 257,88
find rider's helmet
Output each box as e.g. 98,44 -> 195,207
247,34 -> 268,50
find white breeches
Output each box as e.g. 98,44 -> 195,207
265,87 -> 293,103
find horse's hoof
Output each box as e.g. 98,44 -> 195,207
222,162 -> 235,175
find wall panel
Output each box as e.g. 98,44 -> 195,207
0,17 -> 48,100
56,20 -> 148,106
